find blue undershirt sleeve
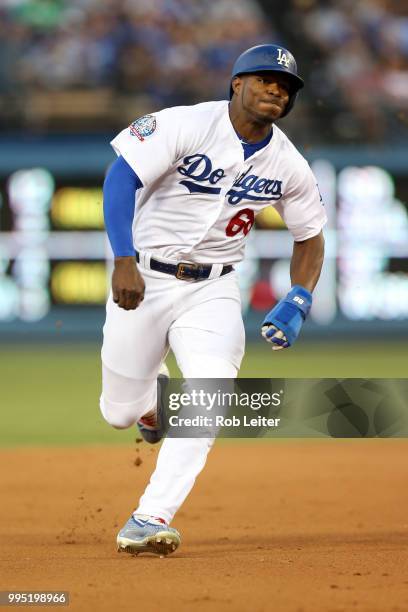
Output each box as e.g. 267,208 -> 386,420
103,156 -> 143,257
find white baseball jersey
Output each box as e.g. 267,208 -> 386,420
111,100 -> 327,265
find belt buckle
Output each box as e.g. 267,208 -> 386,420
176,262 -> 199,281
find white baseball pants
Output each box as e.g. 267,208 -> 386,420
100,266 -> 245,523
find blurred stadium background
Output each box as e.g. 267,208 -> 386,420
1,0 -> 407,446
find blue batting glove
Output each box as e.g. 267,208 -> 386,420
261,285 -> 313,350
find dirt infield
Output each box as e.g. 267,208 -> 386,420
1,441 -> 408,612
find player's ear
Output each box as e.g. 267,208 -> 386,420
231,76 -> 242,97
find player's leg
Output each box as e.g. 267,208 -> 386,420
100,364 -> 165,430
100,269 -> 173,429
135,272 -> 245,522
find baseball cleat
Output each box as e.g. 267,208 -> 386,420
137,363 -> 169,444
117,514 -> 181,556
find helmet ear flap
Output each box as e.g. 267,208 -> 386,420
280,91 -> 298,118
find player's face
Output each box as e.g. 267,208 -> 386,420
233,72 -> 291,123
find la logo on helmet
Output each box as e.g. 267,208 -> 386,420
277,48 -> 290,67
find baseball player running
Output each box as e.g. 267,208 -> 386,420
100,44 -> 326,556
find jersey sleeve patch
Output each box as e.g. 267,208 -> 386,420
129,115 -> 157,141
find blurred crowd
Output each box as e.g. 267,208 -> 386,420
285,0 -> 408,142
0,0 -> 272,131
0,0 -> 407,143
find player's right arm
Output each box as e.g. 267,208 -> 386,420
103,156 -> 145,310
105,106 -> 200,311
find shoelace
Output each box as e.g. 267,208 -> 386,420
132,514 -> 167,526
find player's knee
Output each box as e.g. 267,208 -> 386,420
99,395 -> 137,429
181,354 -> 239,378
100,364 -> 158,428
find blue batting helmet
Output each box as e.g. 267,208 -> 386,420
230,44 -> 304,117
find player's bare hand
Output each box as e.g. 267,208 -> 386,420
112,256 -> 145,310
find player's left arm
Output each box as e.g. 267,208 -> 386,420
261,231 -> 324,350
290,230 -> 325,293
261,157 -> 327,350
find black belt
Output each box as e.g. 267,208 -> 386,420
135,251 -> 233,281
